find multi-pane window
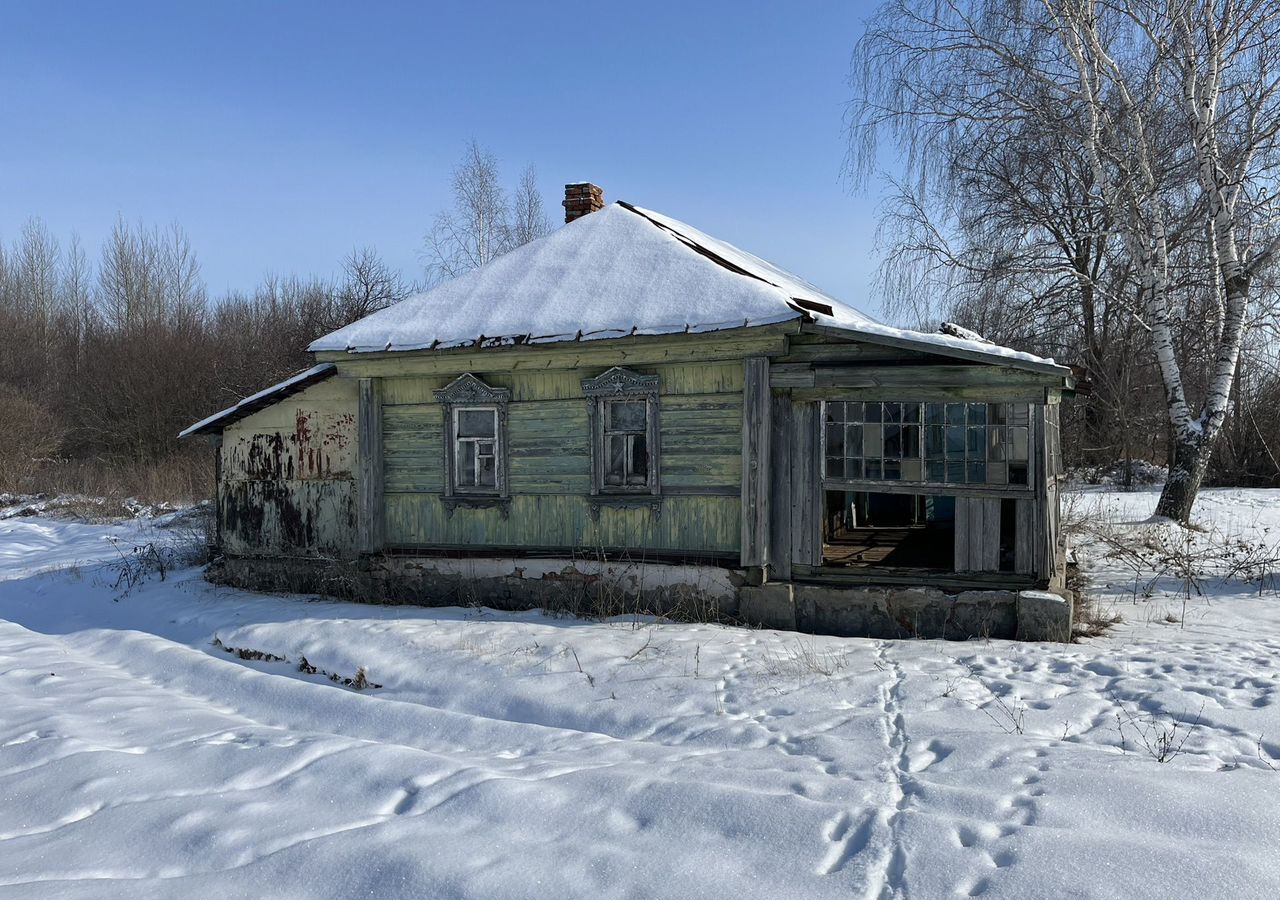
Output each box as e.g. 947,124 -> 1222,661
582,366 -> 661,497
824,401 -> 1031,487
434,373 -> 510,501
454,407 -> 498,491
604,400 -> 650,487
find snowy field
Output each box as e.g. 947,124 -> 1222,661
1,489 -> 1279,899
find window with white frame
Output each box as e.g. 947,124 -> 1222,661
434,374 -> 510,499
582,367 -> 660,496
453,407 -> 499,490
823,401 -> 1032,488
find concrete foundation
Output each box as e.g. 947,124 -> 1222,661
209,554 -> 1073,642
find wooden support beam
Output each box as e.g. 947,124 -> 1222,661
768,394 -> 793,580
1015,498 -> 1035,575
357,377 -> 385,553
790,385 -> 1049,402
740,357 -> 771,567
790,401 -> 822,567
821,478 -> 1032,501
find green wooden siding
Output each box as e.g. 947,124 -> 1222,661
384,494 -> 740,555
380,361 -> 744,554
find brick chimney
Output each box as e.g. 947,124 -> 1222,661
563,182 -> 605,223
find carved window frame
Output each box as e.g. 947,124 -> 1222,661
582,367 -> 661,501
434,373 -> 511,509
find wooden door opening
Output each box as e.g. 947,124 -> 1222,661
822,490 -> 955,569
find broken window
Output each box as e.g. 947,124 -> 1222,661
454,407 -> 498,490
604,400 -> 650,487
824,401 -> 1032,488
433,373 -> 511,500
582,367 -> 661,497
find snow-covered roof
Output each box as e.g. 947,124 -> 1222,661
179,364 -> 336,438
307,202 -> 1067,375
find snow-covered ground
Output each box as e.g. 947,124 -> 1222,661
1,489 -> 1278,898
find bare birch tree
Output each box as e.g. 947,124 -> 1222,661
423,141 -> 551,284
852,0 -> 1280,521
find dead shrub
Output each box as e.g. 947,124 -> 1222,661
0,385 -> 64,492
27,449 -> 213,505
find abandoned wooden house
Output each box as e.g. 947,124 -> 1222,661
182,183 -> 1076,640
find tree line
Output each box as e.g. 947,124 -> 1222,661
0,141 -> 547,500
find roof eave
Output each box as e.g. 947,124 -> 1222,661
178,364 -> 338,438
800,322 -> 1074,380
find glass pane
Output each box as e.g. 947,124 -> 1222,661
901,458 -> 922,481
631,434 -> 649,483
967,426 -> 985,455
988,461 -> 1007,484
864,402 -> 883,423
925,402 -> 946,425
847,458 -> 864,479
946,459 -> 966,482
864,423 -> 883,457
946,403 -> 966,426
884,424 -> 902,458
1009,462 -> 1029,485
606,435 -> 627,484
478,451 -> 496,487
826,456 -> 844,479
884,402 -> 902,424
1010,403 -> 1030,426
967,461 -> 987,483
988,427 -> 1007,461
1011,426 -> 1029,461
824,402 -> 842,424
883,459 -> 901,480
826,423 -> 844,457
866,459 -> 882,479
945,426 -> 965,455
926,459 -> 945,481
990,403 -> 1008,425
459,443 -> 476,485
845,424 -> 863,457
846,401 -> 863,423
457,408 -> 496,438
608,401 -> 647,432
902,424 -> 920,458
925,425 -> 944,458
968,403 -> 987,426
902,402 -> 921,424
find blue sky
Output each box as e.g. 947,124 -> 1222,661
0,1 -> 886,312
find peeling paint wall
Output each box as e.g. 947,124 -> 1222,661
217,377 -> 358,556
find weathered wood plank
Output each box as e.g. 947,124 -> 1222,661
800,322 -> 1073,378
790,401 -> 822,567
384,493 -> 742,554
356,377 -> 385,553
790,385 -> 1049,402
768,394 -> 794,581
315,324 -> 794,377
811,365 -> 1063,389
954,496 -> 1000,573
740,357 -> 771,567
1015,498 -> 1035,575
821,478 -> 1033,500
768,363 -> 816,389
